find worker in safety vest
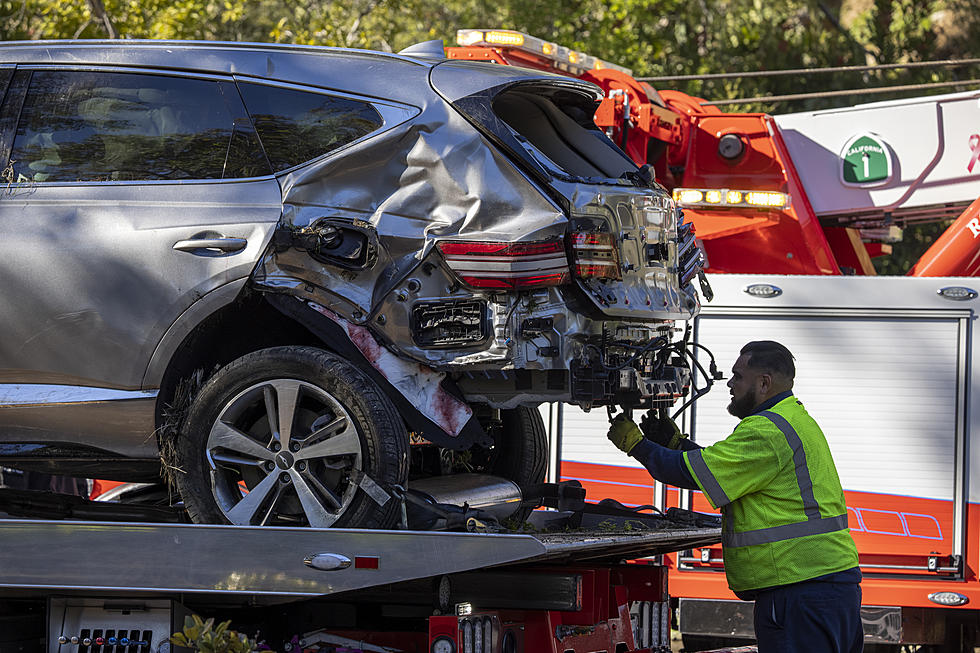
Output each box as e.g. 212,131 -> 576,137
607,340 -> 862,653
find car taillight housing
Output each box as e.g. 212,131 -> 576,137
437,239 -> 569,289
569,232 -> 621,280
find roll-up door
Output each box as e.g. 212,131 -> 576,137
692,311 -> 963,576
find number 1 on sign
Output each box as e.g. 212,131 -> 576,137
863,153 -> 870,179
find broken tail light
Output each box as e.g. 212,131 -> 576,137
437,239 -> 569,289
569,232 -> 621,280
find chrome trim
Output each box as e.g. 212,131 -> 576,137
928,591 -> 969,606
704,306 -> 971,319
952,315 -> 969,577
303,553 -> 352,571
17,63 -> 235,82
743,283 -> 782,298
938,286 -> 977,301
0,384 -> 158,407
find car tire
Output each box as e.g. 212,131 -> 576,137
175,346 -> 408,529
488,407 -> 548,487
473,406 -> 548,524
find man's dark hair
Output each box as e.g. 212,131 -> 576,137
740,340 -> 795,380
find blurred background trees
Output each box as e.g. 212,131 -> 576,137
3,0 -> 979,272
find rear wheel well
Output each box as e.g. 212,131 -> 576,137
155,291 -> 322,429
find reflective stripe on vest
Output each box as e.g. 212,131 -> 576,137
687,448 -> 731,508
723,513 -> 849,548
708,409 -> 848,549
759,410 -> 822,521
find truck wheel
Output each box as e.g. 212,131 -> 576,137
175,346 -> 408,528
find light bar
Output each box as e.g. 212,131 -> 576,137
455,28 -> 633,76
673,188 -> 790,209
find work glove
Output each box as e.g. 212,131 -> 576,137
607,415 -> 644,454
639,410 -> 689,450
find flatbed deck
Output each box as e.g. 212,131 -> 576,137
0,518 -> 720,597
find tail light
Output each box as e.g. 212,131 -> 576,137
437,239 -> 569,289
569,232 -> 621,280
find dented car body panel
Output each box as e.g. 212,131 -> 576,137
0,40 -> 704,474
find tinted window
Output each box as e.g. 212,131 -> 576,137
239,82 -> 382,172
8,71 -> 270,182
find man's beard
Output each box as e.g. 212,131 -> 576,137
727,390 -> 759,419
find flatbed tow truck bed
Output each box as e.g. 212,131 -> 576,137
0,508 -> 720,653
0,519 -> 719,598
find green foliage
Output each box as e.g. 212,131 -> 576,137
5,0 -> 980,97
170,614 -> 266,653
3,0 -> 979,274
873,221 -> 954,275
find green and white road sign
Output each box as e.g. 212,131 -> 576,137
840,133 -> 892,186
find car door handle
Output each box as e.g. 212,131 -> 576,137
173,237 -> 248,254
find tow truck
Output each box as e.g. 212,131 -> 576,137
447,28 -> 980,279
446,29 -> 980,651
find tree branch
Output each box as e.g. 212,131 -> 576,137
86,0 -> 118,39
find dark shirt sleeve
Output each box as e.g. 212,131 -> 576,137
630,438 -> 700,489
678,438 -> 702,452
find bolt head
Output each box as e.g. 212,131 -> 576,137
280,472 -> 291,484
272,442 -> 282,452
297,461 -> 307,472
290,442 -> 300,452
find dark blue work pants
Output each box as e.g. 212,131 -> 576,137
753,579 -> 863,653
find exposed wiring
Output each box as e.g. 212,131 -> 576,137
670,341 -> 718,420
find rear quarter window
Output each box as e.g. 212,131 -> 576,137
237,82 -> 383,172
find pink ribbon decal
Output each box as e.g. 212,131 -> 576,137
969,134 -> 980,173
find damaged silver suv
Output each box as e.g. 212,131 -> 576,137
0,40 -> 705,528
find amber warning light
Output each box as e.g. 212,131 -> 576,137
674,188 -> 789,209
455,28 -> 632,76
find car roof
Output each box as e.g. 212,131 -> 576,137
0,40 -> 438,101
0,40 -> 602,107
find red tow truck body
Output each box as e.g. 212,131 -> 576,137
448,29 -> 980,649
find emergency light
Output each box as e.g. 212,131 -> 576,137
673,188 -> 790,209
455,29 -> 632,76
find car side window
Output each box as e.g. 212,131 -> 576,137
8,70 -> 270,183
238,81 -> 382,172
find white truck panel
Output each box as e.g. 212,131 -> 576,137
560,275 -> 978,507
774,91 -> 980,218
693,312 -> 958,501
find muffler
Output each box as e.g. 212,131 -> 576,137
405,473 -> 524,530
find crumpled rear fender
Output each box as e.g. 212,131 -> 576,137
251,94 -> 566,323
264,293 -> 490,451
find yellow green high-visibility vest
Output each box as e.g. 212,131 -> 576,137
683,395 -> 859,592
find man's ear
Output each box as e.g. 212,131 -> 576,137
758,372 -> 772,394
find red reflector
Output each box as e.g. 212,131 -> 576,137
459,272 -> 568,289
437,238 -> 570,290
570,232 -> 621,280
354,556 -> 379,569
